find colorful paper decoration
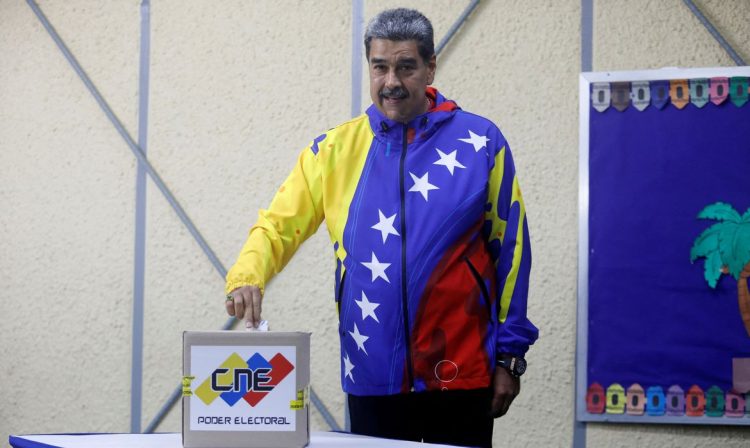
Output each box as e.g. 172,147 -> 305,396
630,82 -> 650,111
592,83 -> 611,112
606,383 -> 626,414
669,79 -> 690,109
650,80 -> 670,109
591,77 -> 749,112
666,385 -> 685,416
586,383 -> 605,413
725,390 -> 746,417
646,386 -> 666,416
710,77 -> 729,105
626,384 -> 645,415
705,386 -> 725,417
686,385 -> 705,417
729,77 -> 749,107
587,383 -> 750,418
689,78 -> 709,108
611,82 -> 631,112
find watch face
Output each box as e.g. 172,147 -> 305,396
514,358 -> 527,376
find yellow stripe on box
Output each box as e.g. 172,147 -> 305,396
194,353 -> 247,405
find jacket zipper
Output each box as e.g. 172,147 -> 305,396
464,257 -> 493,320
399,126 -> 415,391
336,271 -> 346,320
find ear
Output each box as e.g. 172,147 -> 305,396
426,54 -> 437,85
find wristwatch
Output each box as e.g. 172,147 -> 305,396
496,354 -> 527,378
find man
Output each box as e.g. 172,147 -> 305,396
225,8 -> 538,448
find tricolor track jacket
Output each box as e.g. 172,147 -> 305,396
226,88 -> 538,395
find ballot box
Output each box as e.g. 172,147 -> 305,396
182,331 -> 311,448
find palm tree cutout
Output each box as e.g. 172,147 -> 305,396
690,202 -> 750,337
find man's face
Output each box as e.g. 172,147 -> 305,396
368,39 -> 436,123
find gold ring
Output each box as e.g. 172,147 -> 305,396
225,294 -> 234,303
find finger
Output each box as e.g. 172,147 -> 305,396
492,392 -> 516,418
251,288 -> 262,328
501,392 -> 517,416
225,294 -> 236,316
490,400 -> 500,418
500,402 -> 510,416
243,301 -> 253,328
234,291 -> 246,322
495,399 -> 510,417
501,395 -> 513,416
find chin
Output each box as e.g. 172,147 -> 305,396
380,109 -> 401,122
386,112 -> 404,121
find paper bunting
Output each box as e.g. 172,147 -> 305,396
666,385 -> 685,416
586,383 -> 605,413
725,390 -> 746,417
592,77 -> 750,112
710,77 -> 729,105
646,386 -> 666,416
611,82 -> 630,112
626,384 -> 645,415
686,385 -> 705,417
630,82 -> 650,111
651,80 -> 670,110
689,78 -> 709,108
729,77 -> 748,107
606,383 -> 626,414
706,386 -> 725,417
669,79 -> 690,109
587,382 -> 750,418
592,83 -> 611,112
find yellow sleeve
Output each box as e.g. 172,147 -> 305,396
225,146 -> 324,294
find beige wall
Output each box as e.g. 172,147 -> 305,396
1,0 -> 748,446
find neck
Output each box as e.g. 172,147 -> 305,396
397,96 -> 431,124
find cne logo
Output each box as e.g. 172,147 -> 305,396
195,352 -> 294,407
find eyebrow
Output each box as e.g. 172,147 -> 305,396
369,57 -> 419,65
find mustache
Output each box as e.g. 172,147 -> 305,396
380,87 -> 408,100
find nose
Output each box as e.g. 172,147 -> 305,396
384,69 -> 401,89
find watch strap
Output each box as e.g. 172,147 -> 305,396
496,354 -> 526,377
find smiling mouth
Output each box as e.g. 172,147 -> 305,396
381,92 -> 408,106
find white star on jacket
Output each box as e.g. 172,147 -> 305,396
349,323 -> 370,355
343,353 -> 355,383
355,291 -> 381,323
459,130 -> 489,152
433,148 -> 466,175
361,252 -> 391,283
371,210 -> 399,244
408,171 -> 439,201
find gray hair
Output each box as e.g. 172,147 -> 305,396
364,8 -> 434,63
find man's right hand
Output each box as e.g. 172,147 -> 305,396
226,285 -> 263,329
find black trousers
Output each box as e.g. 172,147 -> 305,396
348,388 -> 494,448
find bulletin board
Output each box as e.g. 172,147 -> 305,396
576,66 -> 750,425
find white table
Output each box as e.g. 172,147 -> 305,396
9,431 -> 458,447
